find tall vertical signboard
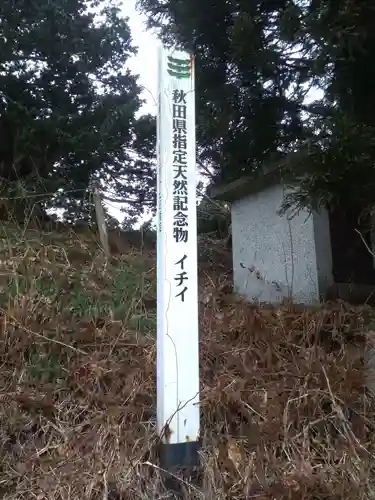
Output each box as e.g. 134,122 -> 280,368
156,45 -> 200,467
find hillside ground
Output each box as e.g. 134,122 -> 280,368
0,224 -> 374,499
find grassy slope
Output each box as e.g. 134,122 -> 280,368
0,225 -> 374,499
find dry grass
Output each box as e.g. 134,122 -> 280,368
0,226 -> 374,499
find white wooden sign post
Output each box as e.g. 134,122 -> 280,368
156,44 -> 200,468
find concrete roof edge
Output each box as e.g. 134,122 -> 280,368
210,176 -> 252,201
210,168 -> 283,202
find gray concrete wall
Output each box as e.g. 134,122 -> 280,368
231,184 -> 333,305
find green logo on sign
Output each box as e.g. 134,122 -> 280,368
167,55 -> 192,79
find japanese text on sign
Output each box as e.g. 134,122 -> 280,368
172,89 -> 189,244
174,254 -> 188,302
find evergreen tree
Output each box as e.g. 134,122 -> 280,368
139,0 -> 375,215
281,0 -> 375,213
138,0 -> 313,183
0,0 -> 156,221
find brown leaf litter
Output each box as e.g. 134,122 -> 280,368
0,267 -> 375,499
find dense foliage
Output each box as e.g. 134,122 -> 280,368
0,0 -> 156,222
138,0 -> 317,182
138,0 -> 375,213
2,0 -> 374,225
282,0 -> 375,212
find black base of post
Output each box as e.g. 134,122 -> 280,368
159,441 -> 201,498
159,440 -> 200,469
